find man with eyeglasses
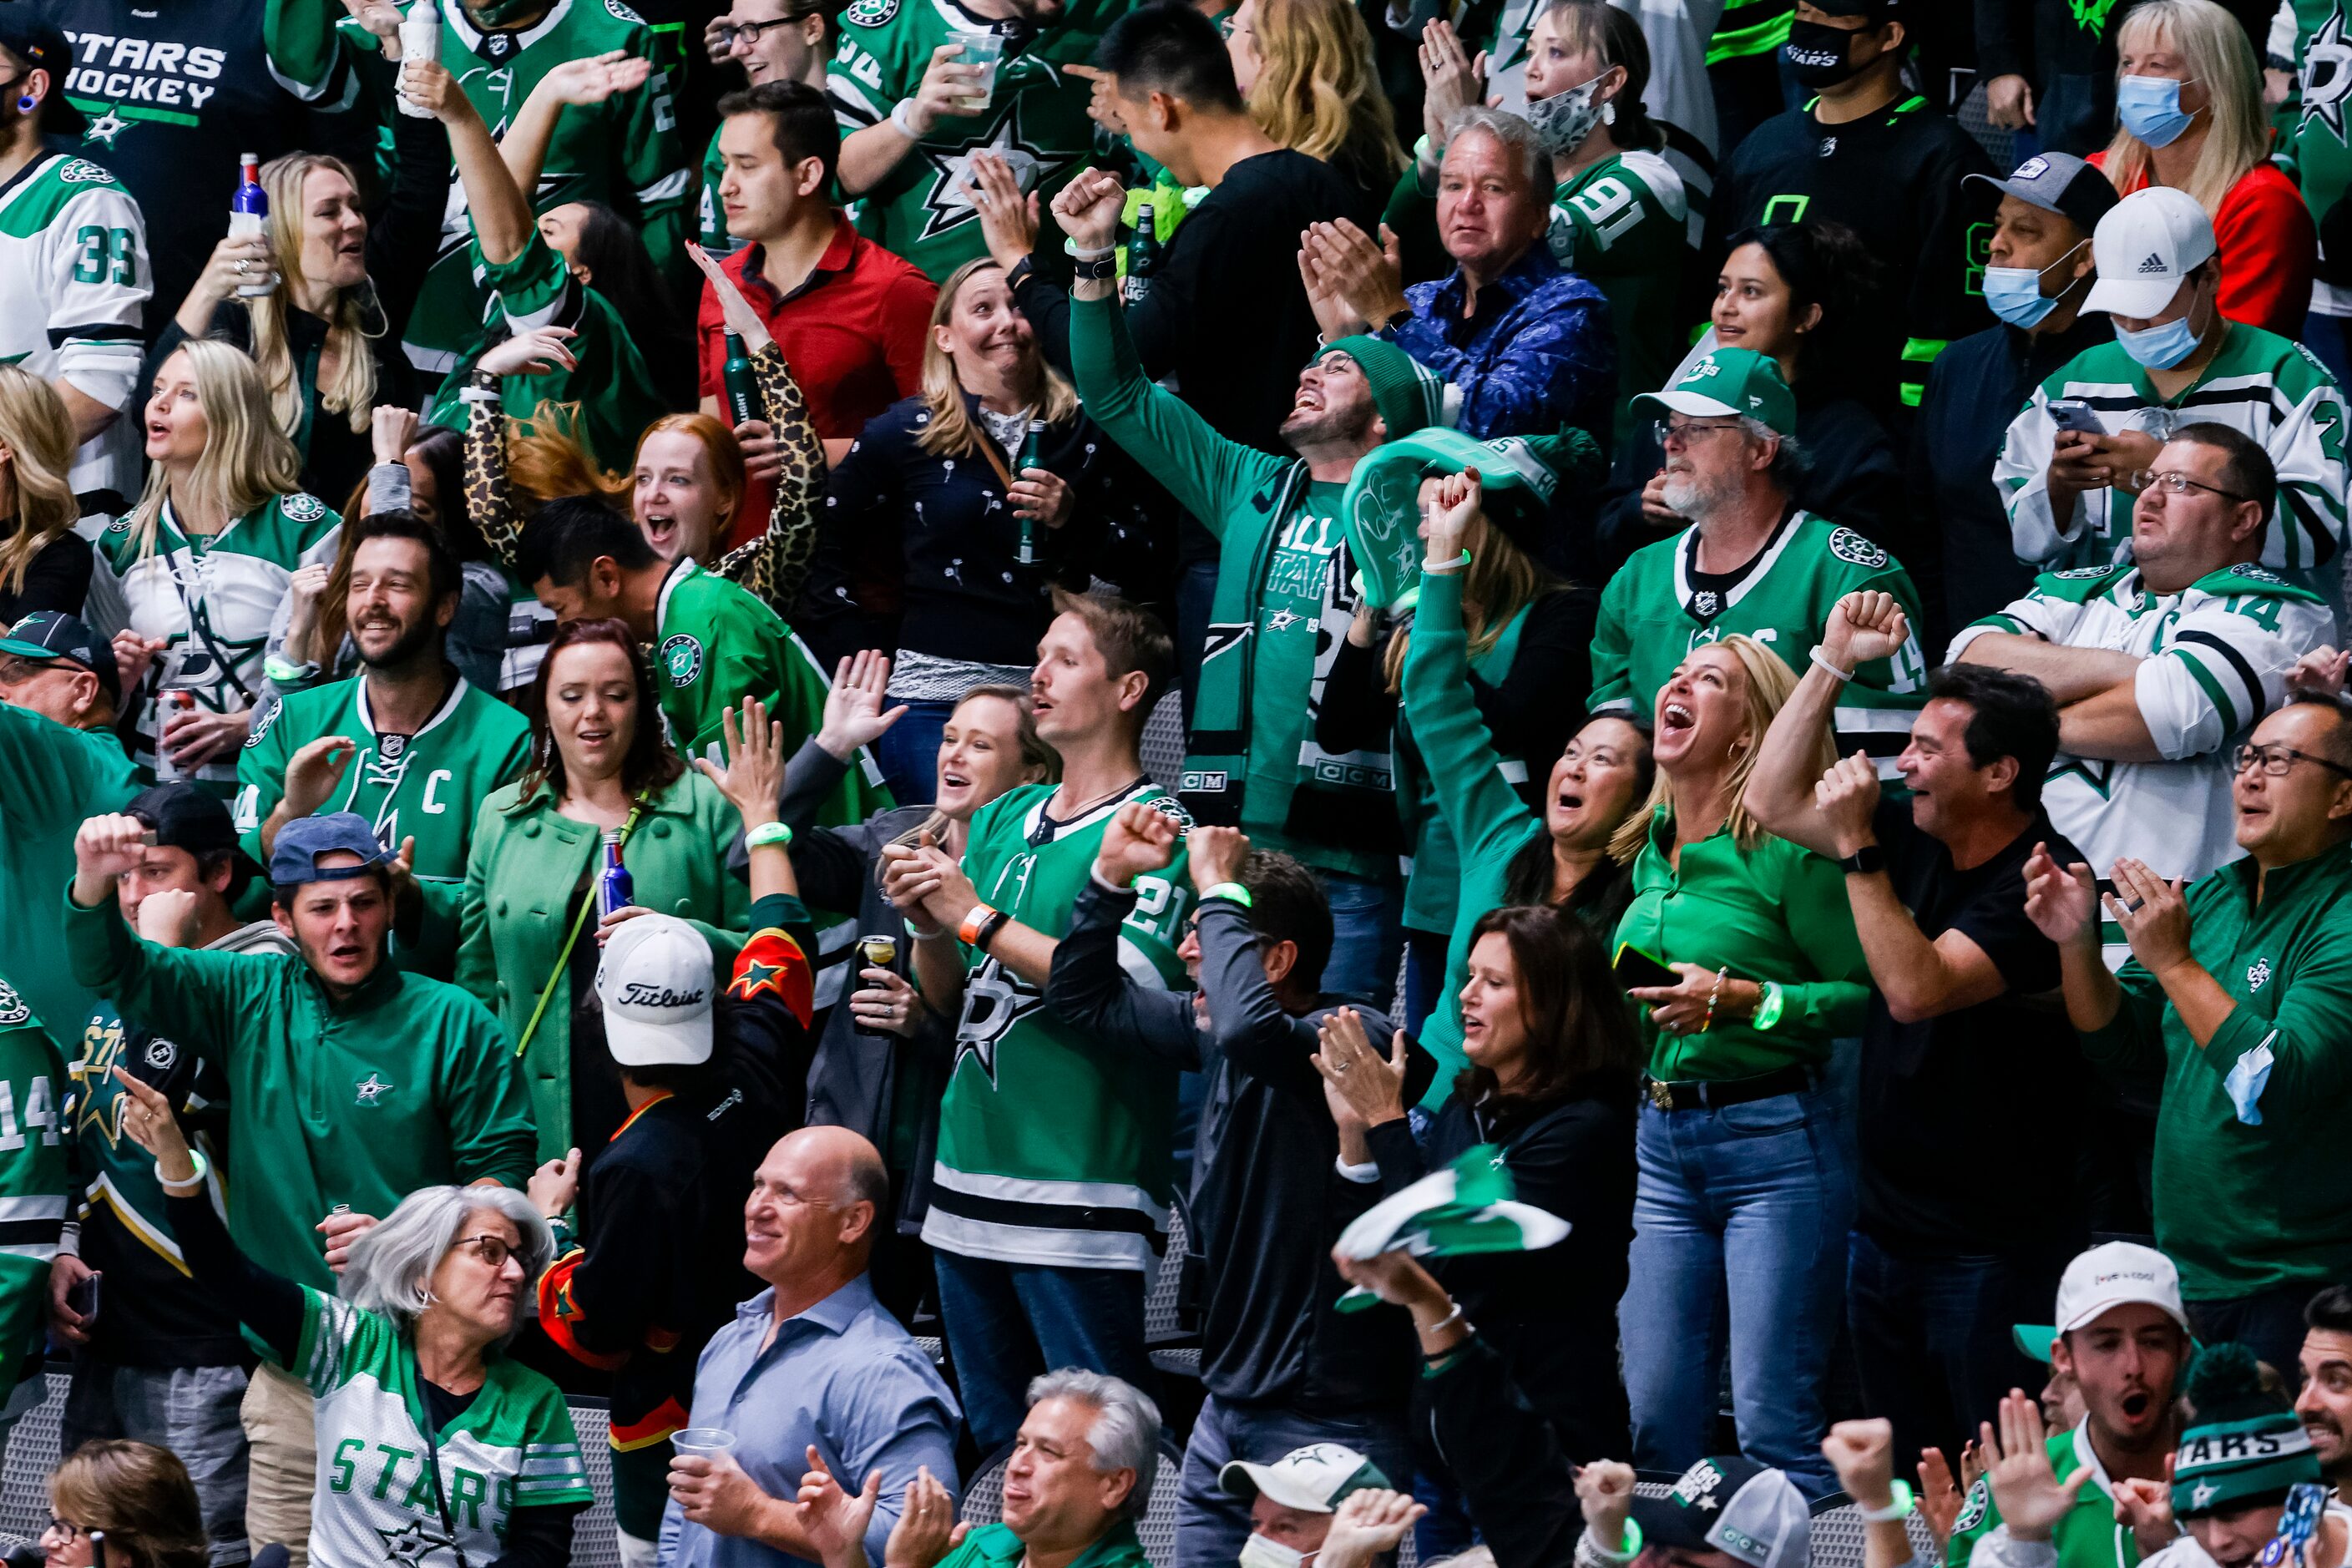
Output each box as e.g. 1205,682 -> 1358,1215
1956,422 -> 2335,969
695,0 -> 832,257
2023,688 -> 2352,1373
1590,347 -> 1929,776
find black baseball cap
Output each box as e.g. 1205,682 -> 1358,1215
0,20 -> 85,137
1629,1457 -> 1811,1568
125,783 -> 242,861
0,611 -> 118,703
1808,0 -> 1901,19
1965,151 -> 2121,239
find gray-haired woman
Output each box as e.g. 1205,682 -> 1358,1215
112,1065 -> 594,1568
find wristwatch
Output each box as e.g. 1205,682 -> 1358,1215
1838,844 -> 1885,876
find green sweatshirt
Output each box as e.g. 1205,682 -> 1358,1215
0,702 -> 136,1042
2078,844 -> 2352,1299
1615,807 -> 1869,1081
65,889 -> 538,1291
1069,291 -> 1388,881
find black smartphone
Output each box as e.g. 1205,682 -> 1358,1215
1612,941 -> 1679,991
66,1272 -> 99,1325
89,1530 -> 105,1568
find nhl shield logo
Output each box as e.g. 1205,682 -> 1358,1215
144,1039 -> 176,1071
2248,958 -> 2273,991
379,733 -> 407,762
660,634 -> 706,687
1693,589 -> 1720,619
0,982 -> 23,1027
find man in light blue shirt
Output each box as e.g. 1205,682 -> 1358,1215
660,1126 -> 960,1568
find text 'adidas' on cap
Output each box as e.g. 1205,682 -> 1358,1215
2084,185 -> 2216,320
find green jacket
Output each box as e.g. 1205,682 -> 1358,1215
2079,844 -> 2352,1298
0,702 -> 136,1039
1615,806 -> 1870,1081
63,890 -> 536,1292
455,768 -> 750,1161
1947,1423 -> 2138,1568
937,1521 -> 1148,1568
0,988 -> 67,1412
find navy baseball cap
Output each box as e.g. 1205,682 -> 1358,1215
0,611 -> 119,703
0,19 -> 86,137
1965,151 -> 2121,239
269,812 -> 392,888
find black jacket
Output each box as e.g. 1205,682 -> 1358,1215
1044,880 -> 1435,1413
1424,1334 -> 1579,1568
1908,311 -> 2113,656
1367,1079 -> 1636,1463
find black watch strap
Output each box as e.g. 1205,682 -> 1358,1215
1839,845 -> 1885,876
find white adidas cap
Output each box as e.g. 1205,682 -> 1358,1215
2053,1240 -> 2189,1336
596,915 -> 716,1066
2085,185 -> 2217,320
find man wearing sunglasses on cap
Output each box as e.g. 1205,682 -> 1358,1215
2023,685 -> 2352,1375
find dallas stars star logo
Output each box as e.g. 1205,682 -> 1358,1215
1265,609 -> 1304,632
83,108 -> 130,148
2300,7 -> 2352,144
915,94 -> 1078,243
376,1515 -> 460,1568
355,1073 -> 393,1105
2192,1481 -> 2219,1510
70,1019 -> 130,1147
952,958 -> 1044,1085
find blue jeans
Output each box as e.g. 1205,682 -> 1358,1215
67,1358 -> 253,1565
1847,1232 -> 2056,1474
1402,927 -> 1451,1039
932,1248 -> 1152,1454
873,698 -> 957,807
1618,1085 -> 1852,1498
1322,870 -> 1401,1012
1176,1396 -> 1414,1568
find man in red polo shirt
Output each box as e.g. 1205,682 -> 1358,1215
699,80 -> 937,549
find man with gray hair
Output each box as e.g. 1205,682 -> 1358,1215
1588,346 -> 1930,770
1299,106 -> 1616,443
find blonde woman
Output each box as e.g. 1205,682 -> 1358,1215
0,364 -> 93,623
99,340 -> 341,794
803,257 -> 1116,804
160,143 -> 435,503
2092,0 -> 2312,335
1608,634 -> 1867,1497
1229,0 -> 1407,202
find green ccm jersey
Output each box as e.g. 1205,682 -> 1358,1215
827,0 -> 1123,280
2281,1 -> 2352,310
1589,512 -> 1928,775
296,1289 -> 592,1568
261,0 -> 690,372
96,493 -> 344,796
921,780 -> 1191,1272
0,980 -> 70,1411
1550,150 -> 1691,439
234,675 -> 531,882
653,559 -> 893,826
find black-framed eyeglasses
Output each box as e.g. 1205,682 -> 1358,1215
43,1516 -> 90,1542
1655,418 -> 1744,448
2128,468 -> 2253,504
713,13 -> 809,49
453,1233 -> 517,1268
2233,742 -> 2352,780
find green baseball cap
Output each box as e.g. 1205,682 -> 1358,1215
2012,1325 -> 2058,1363
1631,348 -> 1797,437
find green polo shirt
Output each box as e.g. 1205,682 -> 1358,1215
2079,843 -> 2352,1299
938,1520 -> 1149,1568
1614,805 -> 1871,1082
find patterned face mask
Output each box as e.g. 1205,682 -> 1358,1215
1525,72 -> 1612,159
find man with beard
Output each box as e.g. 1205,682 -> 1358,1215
1950,1242 -> 2190,1568
2299,1287 -> 2352,1497
234,511 -> 529,977
1590,348 -> 1929,776
2137,1342 -> 2350,1568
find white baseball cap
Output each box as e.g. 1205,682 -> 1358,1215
596,915 -> 716,1066
2084,186 -> 2217,319
1631,1457 -> 1810,1568
2053,1241 -> 2189,1336
1219,1444 -> 1390,1513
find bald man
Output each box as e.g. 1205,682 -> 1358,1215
660,1125 -> 964,1568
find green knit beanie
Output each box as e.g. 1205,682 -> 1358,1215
1316,336 -> 1453,442
2172,1343 -> 2319,1517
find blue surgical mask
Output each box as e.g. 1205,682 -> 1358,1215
2117,73 -> 2200,148
2115,313 -> 2201,369
1983,240 -> 2089,329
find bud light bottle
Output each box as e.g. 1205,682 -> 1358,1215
721,331 -> 760,429
1014,420 -> 1044,566
597,829 -> 634,918
1123,202 -> 1159,307
230,154 -> 274,298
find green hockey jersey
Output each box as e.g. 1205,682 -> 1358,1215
696,124 -> 735,257
1590,511 -> 1928,773
0,979 -> 70,1411
260,0 -> 690,372
96,492 -> 345,796
1550,150 -> 1690,437
296,1288 -> 593,1567
1995,326 -> 2351,599
921,779 -> 1191,1271
0,702 -> 138,1050
1946,1422 -> 2137,1568
651,558 -> 893,827
826,0 -> 1121,280
2280,1 -> 2352,308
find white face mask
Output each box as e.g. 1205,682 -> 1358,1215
1239,1535 -> 1318,1568
1526,70 -> 1614,157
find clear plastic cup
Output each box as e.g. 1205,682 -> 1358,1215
955,31 -> 1003,115
670,1428 -> 737,1459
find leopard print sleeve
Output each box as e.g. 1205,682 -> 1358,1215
715,342 -> 825,615
463,378 -> 525,574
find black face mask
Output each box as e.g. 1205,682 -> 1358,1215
1784,18 -> 1872,89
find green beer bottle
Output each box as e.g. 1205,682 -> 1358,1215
1014,420 -> 1044,566
721,331 -> 758,427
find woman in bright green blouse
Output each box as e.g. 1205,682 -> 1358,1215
1608,630 -> 1868,1498
1399,473 -> 1652,1105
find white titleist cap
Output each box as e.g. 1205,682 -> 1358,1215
596,915 -> 716,1066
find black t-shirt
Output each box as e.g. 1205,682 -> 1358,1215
0,523 -> 94,625
1856,799 -> 2088,1257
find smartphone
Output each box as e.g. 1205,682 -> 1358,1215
1612,941 -> 1679,992
65,1271 -> 98,1325
89,1531 -> 104,1568
2048,398 -> 2105,437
